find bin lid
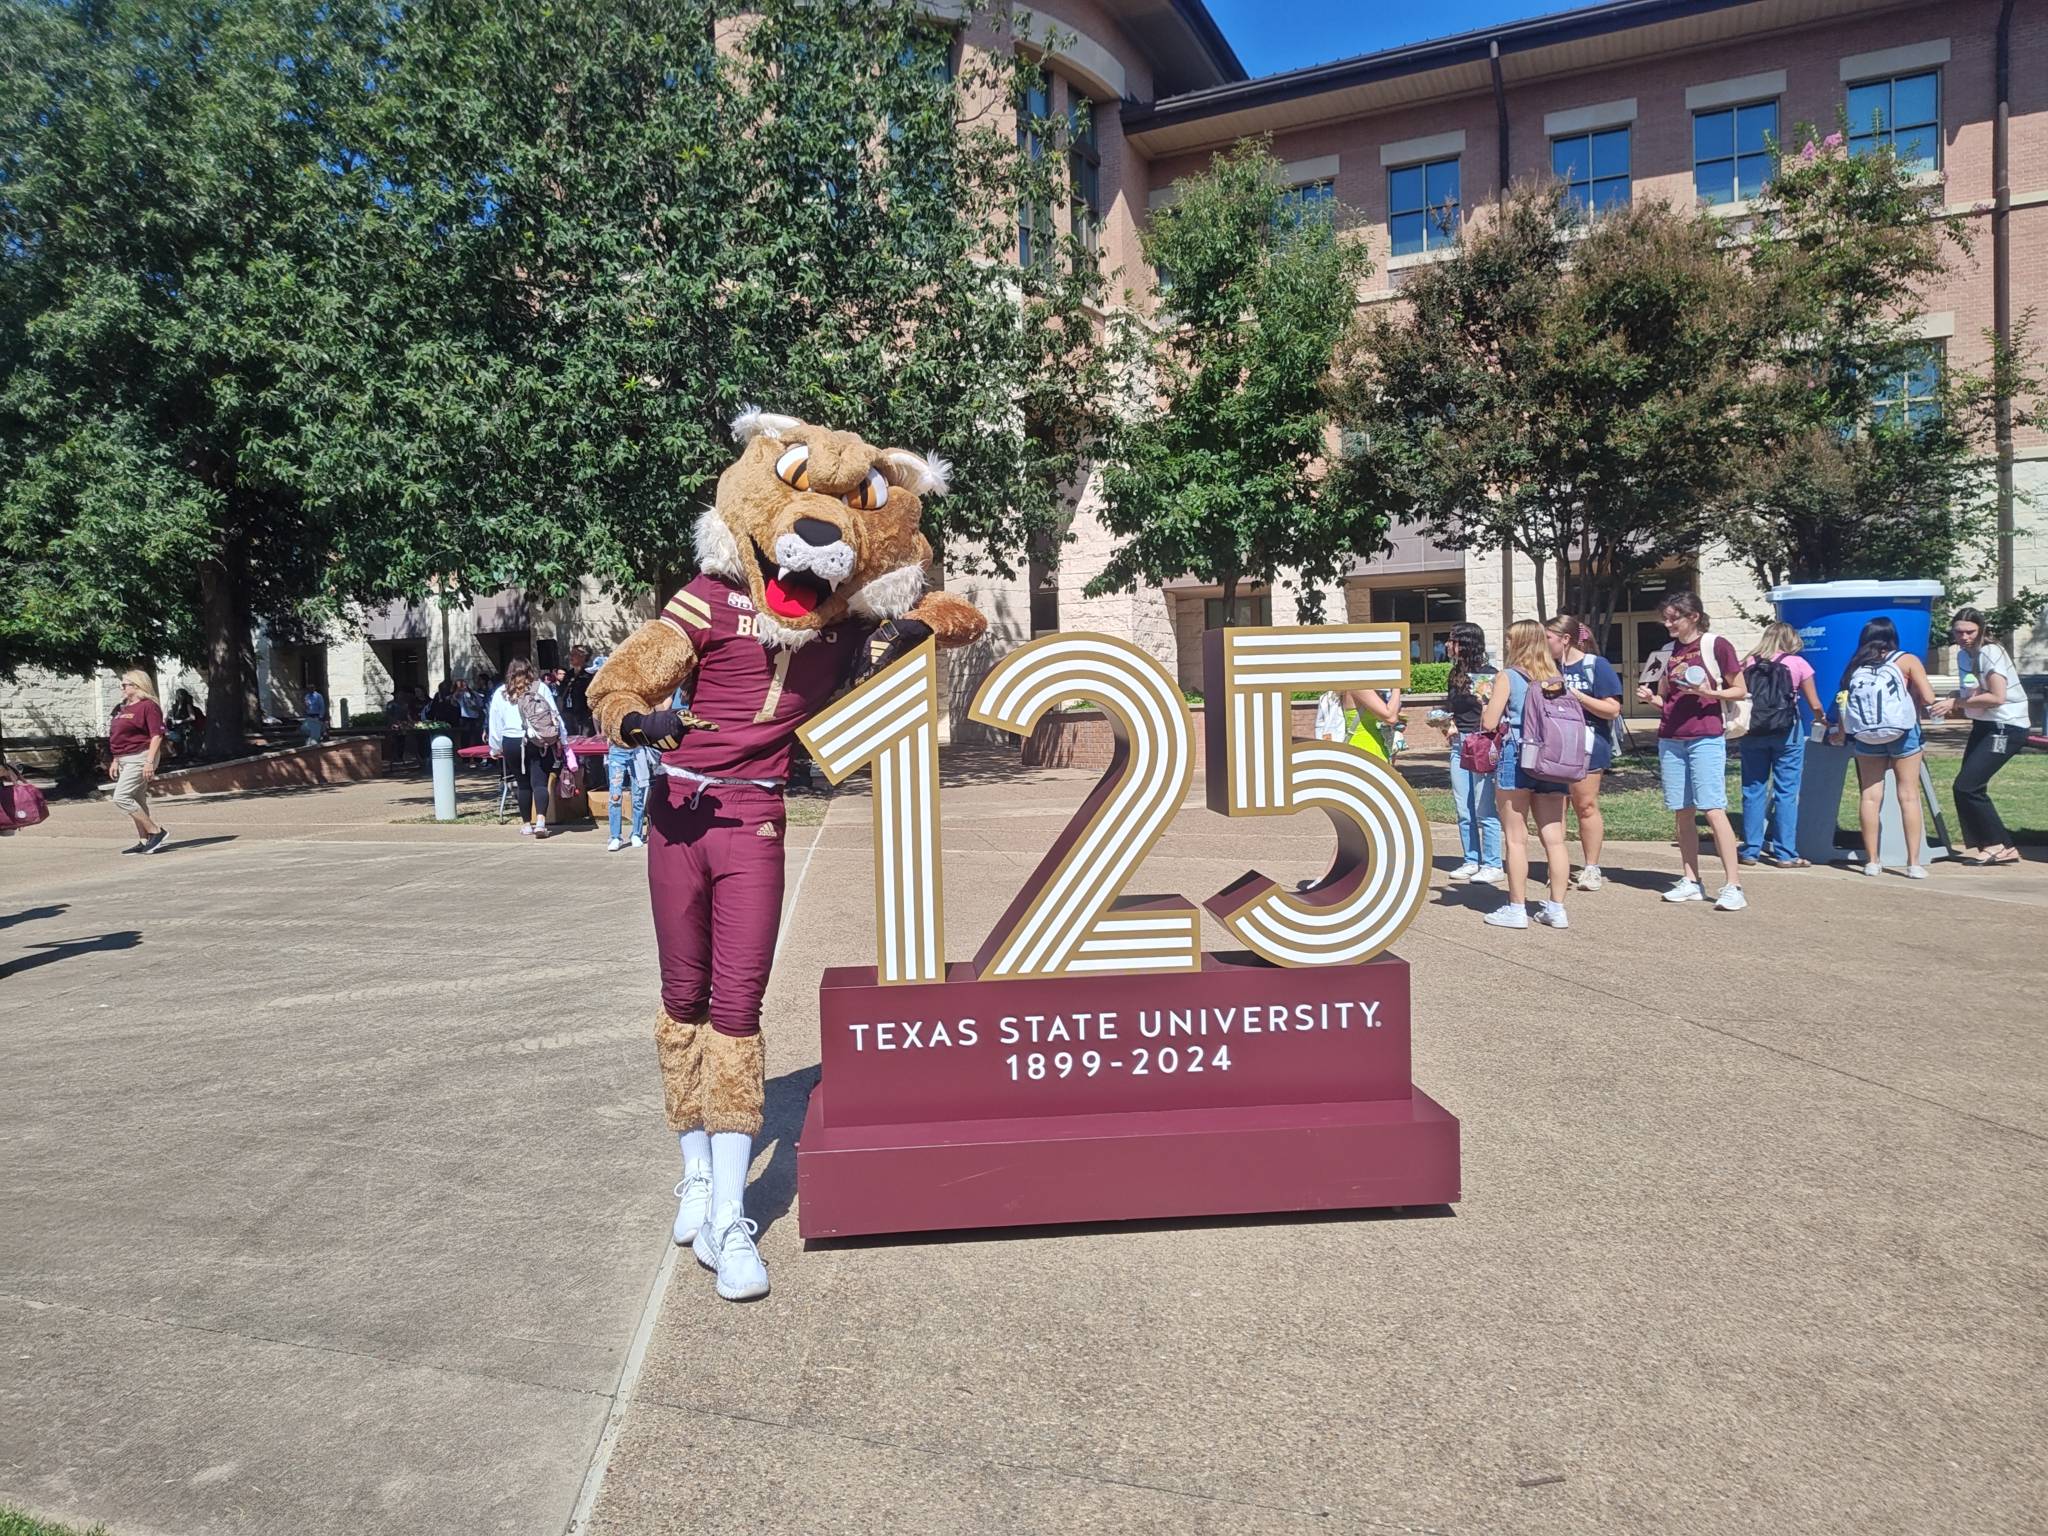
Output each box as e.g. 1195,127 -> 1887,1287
1766,579 -> 1944,603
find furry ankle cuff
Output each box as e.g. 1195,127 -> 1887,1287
701,1030 -> 766,1137
654,1010 -> 709,1132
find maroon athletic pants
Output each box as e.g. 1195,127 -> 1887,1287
646,774 -> 787,1038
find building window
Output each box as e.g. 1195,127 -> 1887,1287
1018,80 -> 1051,268
1551,127 -> 1630,215
1388,158 -> 1459,255
1204,594 -> 1273,628
1846,70 -> 1939,173
1068,100 -> 1101,258
1693,100 -> 1777,205
1277,178 -> 1336,230
1870,343 -> 1943,429
1372,586 -> 1466,663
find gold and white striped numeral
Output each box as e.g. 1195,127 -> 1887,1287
969,635 -> 1199,978
1203,625 -> 1430,967
798,640 -> 944,985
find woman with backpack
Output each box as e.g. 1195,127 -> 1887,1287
1931,607 -> 2033,867
1544,616 -> 1623,891
1638,591 -> 1747,911
1828,617 -> 1937,878
1478,620 -> 1576,930
1441,622 -> 1504,886
1737,622 -> 1825,869
489,657 -> 568,839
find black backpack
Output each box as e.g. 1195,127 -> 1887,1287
1744,655 -> 1797,735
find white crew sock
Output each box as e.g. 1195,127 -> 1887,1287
679,1130 -> 710,1172
710,1132 -> 752,1224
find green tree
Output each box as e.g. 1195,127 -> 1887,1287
350,0 -> 1112,605
1727,127 -> 2042,602
1087,140 -> 1378,619
1330,182 -> 1766,646
0,0 -> 388,750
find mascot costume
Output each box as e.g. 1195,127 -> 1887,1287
589,409 -> 986,1299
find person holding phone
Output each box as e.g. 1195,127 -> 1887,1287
1932,608 -> 2032,867
1640,591 -> 1747,911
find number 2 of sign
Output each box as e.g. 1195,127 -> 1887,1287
797,626 -> 1432,984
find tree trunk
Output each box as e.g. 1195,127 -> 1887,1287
199,550 -> 249,756
1219,571 -> 1239,621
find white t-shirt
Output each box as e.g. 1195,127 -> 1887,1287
1958,643 -> 2032,729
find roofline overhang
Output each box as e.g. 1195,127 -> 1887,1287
1168,0 -> 1249,84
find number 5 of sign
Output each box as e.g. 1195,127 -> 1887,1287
798,626 -> 1430,985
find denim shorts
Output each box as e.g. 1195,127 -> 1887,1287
1850,726 -> 1923,758
1496,734 -> 1568,796
1658,734 -> 1728,811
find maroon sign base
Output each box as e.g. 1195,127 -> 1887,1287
796,954 -> 1459,1239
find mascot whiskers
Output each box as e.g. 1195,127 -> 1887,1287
589,409 -> 986,1300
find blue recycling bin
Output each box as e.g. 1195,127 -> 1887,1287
1767,579 -> 1945,865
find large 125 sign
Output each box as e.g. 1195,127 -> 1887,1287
797,625 -> 1430,984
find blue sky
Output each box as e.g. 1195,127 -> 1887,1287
1205,0 -> 1587,78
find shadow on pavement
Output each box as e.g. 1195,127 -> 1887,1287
0,902 -> 68,931
807,1201 -> 1455,1253
152,835 -> 239,855
0,929 -> 142,980
746,1065 -> 819,1244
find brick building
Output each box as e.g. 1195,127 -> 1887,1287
7,0 -> 2041,742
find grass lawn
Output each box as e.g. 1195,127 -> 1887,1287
1415,750 -> 2048,846
1,1509 -> 108,1536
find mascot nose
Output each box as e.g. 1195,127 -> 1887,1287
792,516 -> 845,548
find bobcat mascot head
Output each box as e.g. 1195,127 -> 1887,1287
696,408 -> 980,652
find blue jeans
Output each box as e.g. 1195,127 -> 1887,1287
1739,725 -> 1803,861
1447,742 -> 1504,869
607,745 -> 652,842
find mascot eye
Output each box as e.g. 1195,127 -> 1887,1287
773,444 -> 812,491
844,468 -> 890,511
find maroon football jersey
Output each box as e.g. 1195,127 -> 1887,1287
656,573 -> 861,779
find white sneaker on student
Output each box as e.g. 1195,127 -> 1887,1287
1535,901 -> 1569,928
672,1162 -> 712,1246
1862,861 -> 1883,877
630,834 -> 645,849
693,1203 -> 770,1301
1663,878 -> 1705,903
1483,902 -> 1529,929
1573,865 -> 1605,891
1470,866 -> 1506,886
607,836 -> 624,853
1903,864 -> 1928,880
1713,884 -> 1748,912
1448,861 -> 1480,883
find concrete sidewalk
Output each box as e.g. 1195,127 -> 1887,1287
590,751 -> 2047,1536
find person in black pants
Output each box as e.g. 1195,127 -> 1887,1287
1932,608 -> 2034,866
488,658 -> 567,839
560,645 -> 595,735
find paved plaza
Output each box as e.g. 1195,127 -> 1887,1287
3,756 -> 2045,1536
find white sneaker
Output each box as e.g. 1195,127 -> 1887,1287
1573,865 -> 1605,892
1903,864 -> 1928,880
519,823 -> 536,837
1535,901 -> 1570,929
693,1203 -> 769,1300
1483,902 -> 1529,929
1663,878 -> 1705,903
607,836 -> 624,853
1470,866 -> 1506,886
1862,861 -> 1883,877
1714,884 -> 1748,912
672,1162 -> 712,1246
630,834 -> 645,849
1447,861 -> 1480,883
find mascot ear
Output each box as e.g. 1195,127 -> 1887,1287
879,448 -> 951,498
731,406 -> 806,444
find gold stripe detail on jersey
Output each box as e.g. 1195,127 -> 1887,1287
753,648 -> 792,724
664,590 -> 712,630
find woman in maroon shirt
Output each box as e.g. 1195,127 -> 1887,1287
108,671 -> 169,853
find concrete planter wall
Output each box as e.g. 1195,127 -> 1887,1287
146,737 -> 385,798
1022,696 -> 1453,771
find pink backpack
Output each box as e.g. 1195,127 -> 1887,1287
1,778 -> 49,829
1517,670 -> 1590,783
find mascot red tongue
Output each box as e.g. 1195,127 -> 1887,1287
583,407 -> 987,1303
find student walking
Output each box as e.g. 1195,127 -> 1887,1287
489,658 -> 568,839
1737,622 -> 1824,868
1828,617 -> 1937,879
1545,616 -> 1622,890
1441,622 -> 1503,885
1640,591 -> 1748,911
1933,608 -> 2033,867
1479,620 -> 1575,930
107,671 -> 169,854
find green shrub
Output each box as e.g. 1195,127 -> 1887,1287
1408,662 -> 1451,694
